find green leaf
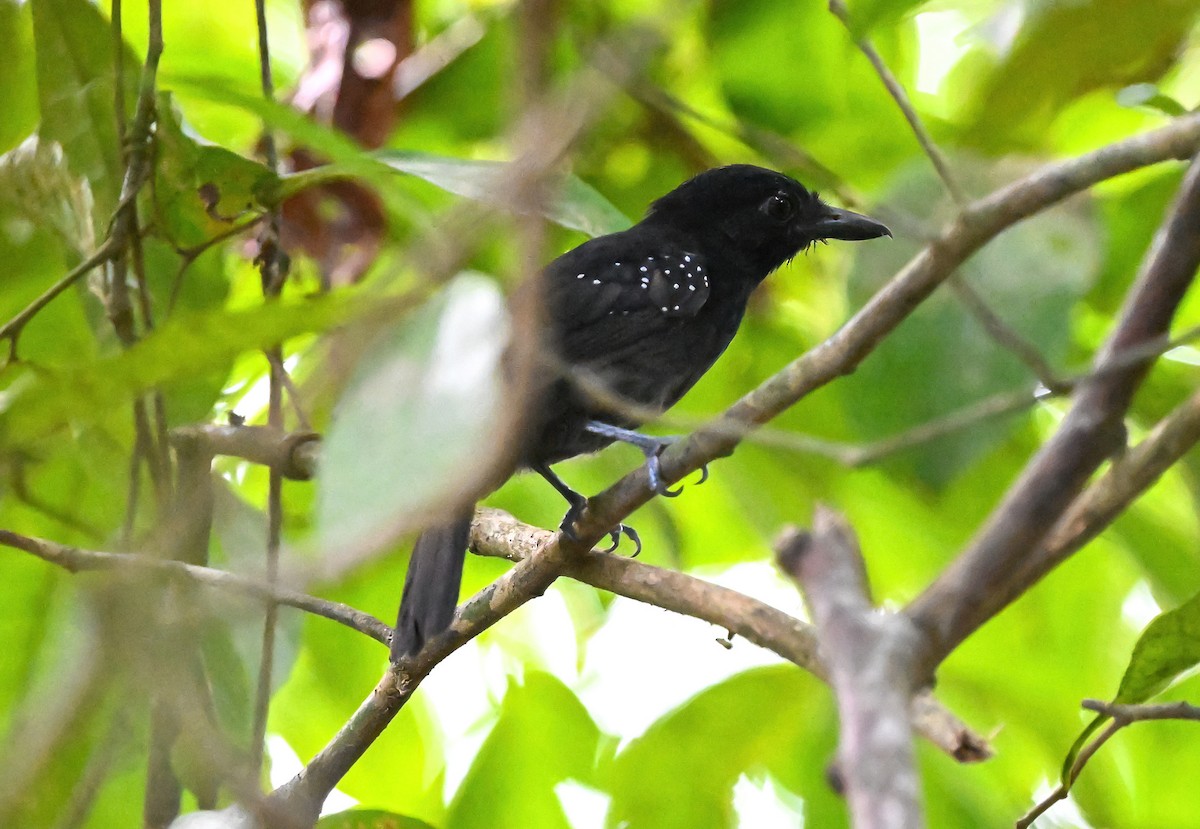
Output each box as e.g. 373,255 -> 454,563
317,810 -> 437,829
152,92 -> 276,248
0,291 -> 373,448
447,672 -> 601,829
607,666 -> 829,829
842,157 -> 1100,488
170,75 -> 630,237
1113,590 -> 1200,705
705,0 -> 913,182
966,0 -> 1200,146
317,274 -> 511,554
369,150 -> 631,237
1061,590 -> 1200,782
30,0 -> 140,222
0,0 -> 38,153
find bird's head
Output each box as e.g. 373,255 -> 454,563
643,164 -> 890,279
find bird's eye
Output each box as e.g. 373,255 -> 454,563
763,193 -> 794,221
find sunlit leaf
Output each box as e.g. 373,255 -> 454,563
607,666 -> 828,829
967,0 -> 1200,146
370,150 -> 631,237
153,92 -> 276,248
173,76 -> 630,236
317,273 -> 510,554
0,0 -> 38,153
0,291 -> 374,447
447,672 -> 601,829
1113,590 -> 1200,705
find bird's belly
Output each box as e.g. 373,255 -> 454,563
527,313 -> 739,464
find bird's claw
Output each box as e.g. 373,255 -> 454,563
559,501 -> 642,557
602,523 -> 642,556
645,440 -> 708,497
645,449 -> 684,497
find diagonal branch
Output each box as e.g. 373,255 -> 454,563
569,113 -> 1200,554
912,382 -> 1200,672
262,116 -> 1200,820
907,147 -> 1200,676
828,0 -> 965,205
267,505 -> 989,825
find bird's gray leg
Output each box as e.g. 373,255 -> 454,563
583,420 -> 708,497
533,461 -> 641,556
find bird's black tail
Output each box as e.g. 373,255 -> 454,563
391,511 -> 472,660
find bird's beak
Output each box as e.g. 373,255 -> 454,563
812,208 -> 891,242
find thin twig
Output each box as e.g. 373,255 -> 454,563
265,350 -> 313,431
828,0 -> 964,205
0,237 -> 120,362
251,0 -> 287,779
0,530 -> 391,644
1083,698 -> 1200,722
907,146 -> 1200,678
948,275 -> 1067,391
1017,700 -> 1200,828
168,214 -> 267,314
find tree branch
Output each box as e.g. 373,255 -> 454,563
777,508 -> 926,829
257,118 -> 1200,820
828,0 -> 964,205
0,530 -> 390,645
570,113 -> 1200,556
907,146 -> 1200,677
170,424 -> 320,480
1017,699 -> 1200,828
468,507 -> 988,762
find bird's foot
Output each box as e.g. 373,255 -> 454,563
583,421 -> 711,498
643,441 -> 684,497
558,500 -> 643,557
642,436 -> 709,497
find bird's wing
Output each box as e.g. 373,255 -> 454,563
545,242 -> 711,327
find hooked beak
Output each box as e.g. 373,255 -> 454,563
811,207 -> 891,242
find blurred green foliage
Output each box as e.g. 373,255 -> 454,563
2,0 -> 1200,826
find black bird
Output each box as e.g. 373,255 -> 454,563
392,164 -> 889,658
